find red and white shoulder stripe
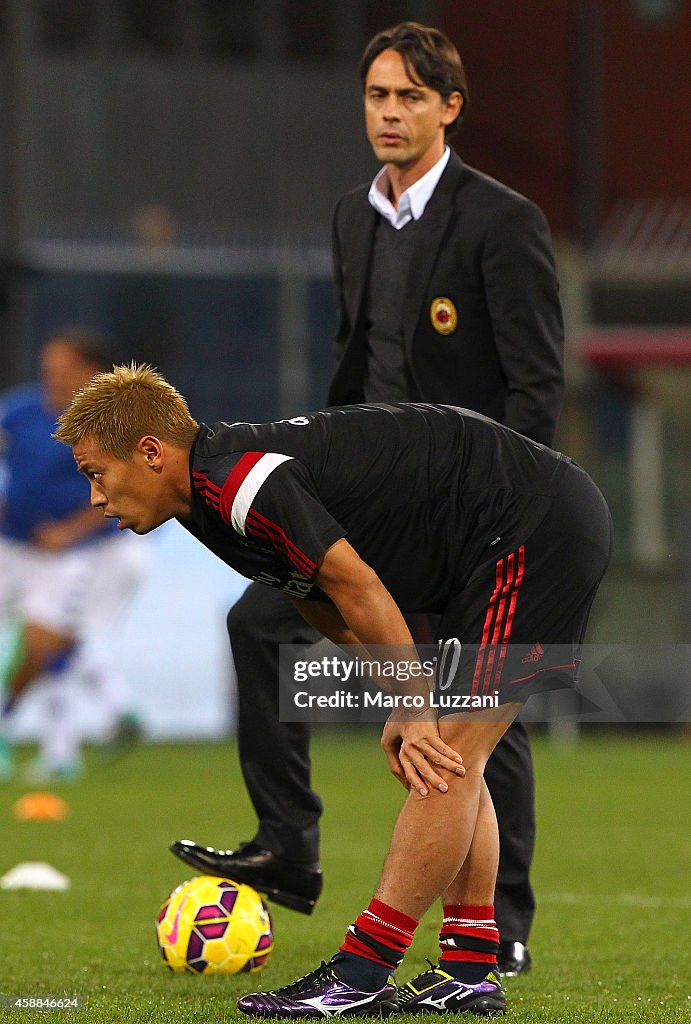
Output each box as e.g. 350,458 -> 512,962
217,451 -> 293,534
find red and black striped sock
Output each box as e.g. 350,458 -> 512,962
439,904 -> 500,984
336,898 -> 418,989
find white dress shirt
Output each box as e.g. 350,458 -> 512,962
367,146 -> 451,229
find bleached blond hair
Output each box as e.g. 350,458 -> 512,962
54,363 -> 199,459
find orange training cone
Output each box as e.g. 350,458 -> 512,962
12,792 -> 70,821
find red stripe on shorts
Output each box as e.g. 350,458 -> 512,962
472,545 -> 526,697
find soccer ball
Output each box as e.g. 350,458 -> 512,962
156,875 -> 274,975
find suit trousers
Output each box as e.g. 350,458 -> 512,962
227,582 -> 535,942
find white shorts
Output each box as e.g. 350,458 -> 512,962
0,532 -> 148,639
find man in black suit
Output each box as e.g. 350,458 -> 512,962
172,22 -> 563,976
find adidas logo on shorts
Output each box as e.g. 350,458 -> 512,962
522,642 -> 544,663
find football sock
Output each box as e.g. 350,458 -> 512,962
41,682 -> 80,770
336,898 -> 418,990
331,952 -> 391,992
77,644 -> 133,715
439,904 -> 500,984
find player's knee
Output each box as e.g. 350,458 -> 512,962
438,725 -> 501,773
435,758 -> 486,787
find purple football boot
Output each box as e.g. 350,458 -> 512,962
398,964 -> 506,1016
238,958 -> 398,1018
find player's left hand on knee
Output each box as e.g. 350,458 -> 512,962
382,716 -> 464,797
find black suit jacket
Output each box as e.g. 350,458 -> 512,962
327,152 -> 564,446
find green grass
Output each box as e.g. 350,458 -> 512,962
1,731 -> 690,1023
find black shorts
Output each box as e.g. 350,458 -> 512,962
434,462 -> 613,715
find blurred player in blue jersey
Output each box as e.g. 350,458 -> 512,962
0,329 -> 146,781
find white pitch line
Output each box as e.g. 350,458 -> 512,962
540,892 -> 691,910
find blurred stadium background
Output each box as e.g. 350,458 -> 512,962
0,0 -> 689,739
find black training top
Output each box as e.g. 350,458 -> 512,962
178,403 -> 568,611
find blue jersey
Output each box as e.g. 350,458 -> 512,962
0,384 -> 113,543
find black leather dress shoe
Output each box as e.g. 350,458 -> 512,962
497,941 -> 532,976
170,839 -> 323,915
